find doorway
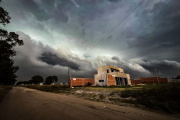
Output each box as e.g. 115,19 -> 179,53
115,77 -> 128,85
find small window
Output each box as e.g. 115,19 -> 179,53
107,69 -> 109,73
99,80 -> 104,82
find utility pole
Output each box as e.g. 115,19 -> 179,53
68,66 -> 71,87
154,66 -> 160,84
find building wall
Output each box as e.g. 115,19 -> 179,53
107,75 -> 116,86
131,77 -> 168,85
70,78 -> 94,88
94,73 -> 107,86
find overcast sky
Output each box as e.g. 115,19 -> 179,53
1,0 -> 180,82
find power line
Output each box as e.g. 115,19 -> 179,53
68,0 -> 144,86
81,0 -> 144,58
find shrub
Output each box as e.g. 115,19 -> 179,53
99,94 -> 105,100
87,82 -> 92,86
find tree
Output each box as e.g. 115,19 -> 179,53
0,0 -> 23,85
31,75 -> 44,84
45,76 -> 58,85
52,76 -> 58,83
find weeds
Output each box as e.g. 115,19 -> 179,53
120,83 -> 180,113
23,85 -> 70,94
23,83 -> 180,114
99,94 -> 105,100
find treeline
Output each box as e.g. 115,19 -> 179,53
17,75 -> 58,85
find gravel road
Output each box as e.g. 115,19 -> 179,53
0,87 -> 179,120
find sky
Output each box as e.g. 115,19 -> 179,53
1,0 -> 180,82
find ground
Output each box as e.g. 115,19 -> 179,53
0,87 -> 179,120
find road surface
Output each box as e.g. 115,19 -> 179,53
0,87 -> 179,120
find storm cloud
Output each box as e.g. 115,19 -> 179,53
40,52 -> 80,70
1,0 -> 180,81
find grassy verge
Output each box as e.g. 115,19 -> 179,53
74,85 -> 142,91
0,85 -> 12,102
110,83 -> 180,113
23,85 -> 71,94
22,83 -> 180,114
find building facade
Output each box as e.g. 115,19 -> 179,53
94,65 -> 131,86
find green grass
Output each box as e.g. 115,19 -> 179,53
0,85 -> 12,102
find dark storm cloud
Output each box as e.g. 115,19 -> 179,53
13,32 -> 153,82
13,32 -> 180,82
40,52 -> 80,70
108,0 -> 119,3
17,0 -> 49,21
1,0 -> 180,80
52,10 -> 69,23
112,56 -> 152,78
126,0 -> 180,61
13,32 -> 103,82
136,60 -> 180,78
7,0 -> 70,22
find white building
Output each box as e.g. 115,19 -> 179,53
94,65 -> 131,86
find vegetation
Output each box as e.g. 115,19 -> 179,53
16,75 -> 44,85
24,84 -> 70,94
87,82 -> 92,86
22,83 -> 180,114
30,75 -> 44,84
44,76 -> 58,85
110,83 -> 180,113
0,85 -> 12,102
0,0 -> 23,85
74,85 -> 141,91
16,75 -> 58,85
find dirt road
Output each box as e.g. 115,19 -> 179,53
0,87 -> 178,120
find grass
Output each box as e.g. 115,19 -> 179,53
74,85 -> 142,92
23,84 -> 71,94
117,83 -> 180,113
0,85 -> 12,102
22,83 -> 180,114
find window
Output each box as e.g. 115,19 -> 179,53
99,80 -> 104,82
107,69 -> 109,73
111,68 -> 119,72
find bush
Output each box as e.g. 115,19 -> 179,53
87,82 -> 92,86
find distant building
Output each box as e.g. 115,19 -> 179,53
131,77 -> 168,85
39,82 -> 43,85
94,65 -> 131,86
169,75 -> 180,82
169,79 -> 180,82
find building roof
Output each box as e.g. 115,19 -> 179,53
97,65 -> 122,69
